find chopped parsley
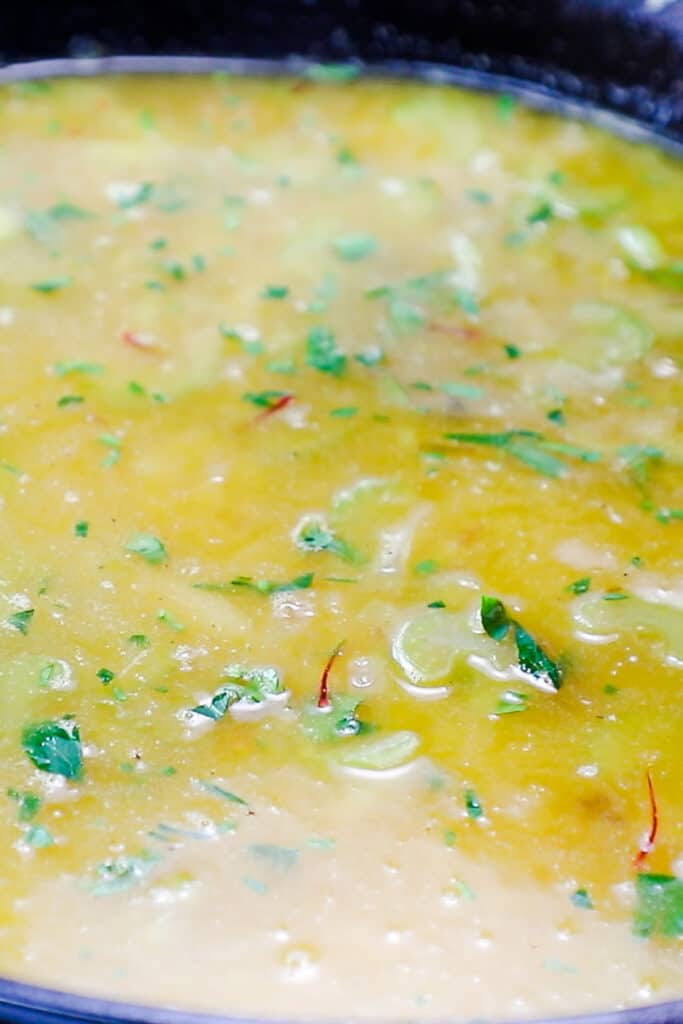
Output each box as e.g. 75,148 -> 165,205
97,668 -> 115,684
74,520 -> 89,538
194,572 -> 314,596
464,788 -> 484,819
571,888 -> 594,910
7,609 -> 34,635
54,360 -> 103,377
157,609 -> 184,631
261,284 -> 289,299
444,430 -> 599,479
567,577 -> 591,595
198,780 -> 249,807
481,596 -> 563,690
30,276 -> 71,293
90,852 -> 159,895
125,533 -> 167,565
7,788 -> 42,822
633,873 -> 683,938
414,559 -> 439,576
294,516 -> 360,564
25,825 -> 54,848
22,718 -> 83,779
494,690 -> 529,715
190,665 -> 283,720
57,394 -> 84,407
332,233 -> 377,262
306,326 -> 347,377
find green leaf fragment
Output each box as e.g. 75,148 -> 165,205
480,596 -> 510,641
294,516 -> 360,564
125,533 -> 167,565
634,873 -> 683,938
190,665 -> 283,720
332,233 -> 377,262
494,690 -> 529,715
194,572 -> 314,596
306,326 -> 347,377
7,788 -> 42,822
571,888 -> 594,910
567,577 -> 591,595
464,788 -> 483,819
7,609 -> 34,635
74,520 -> 89,538
25,824 -> 53,848
53,360 -> 103,377
31,276 -> 71,293
91,852 -> 159,895
22,718 -> 83,779
480,596 -> 563,690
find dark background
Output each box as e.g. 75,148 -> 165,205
1,1 -> 683,138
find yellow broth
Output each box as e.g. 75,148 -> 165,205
0,72 -> 681,1019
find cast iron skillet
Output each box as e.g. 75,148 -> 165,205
0,2 -> 682,1023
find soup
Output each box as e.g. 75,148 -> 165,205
0,71 -> 681,1021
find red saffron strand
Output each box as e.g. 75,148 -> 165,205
317,641 -> 344,709
255,393 -> 294,422
633,770 -> 658,871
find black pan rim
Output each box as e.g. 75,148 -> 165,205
0,49 -> 680,1024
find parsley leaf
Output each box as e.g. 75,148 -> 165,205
190,665 -> 283,720
571,888 -> 594,910
567,577 -> 591,595
7,788 -> 42,822
294,516 -> 360,563
53,360 -> 104,377
464,788 -> 484,819
306,326 -> 347,377
634,873 -> 683,938
30,276 -> 71,293
444,430 -> 599,479
22,718 -> 83,779
125,533 -> 167,565
481,596 -> 563,690
7,609 -> 34,635
193,572 -> 314,596
332,233 -> 377,262
90,852 -> 159,895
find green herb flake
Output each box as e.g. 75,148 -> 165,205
466,189 -> 492,205
480,595 -> 563,690
496,93 -> 517,122
294,516 -> 360,564
443,429 -> 598,479
6,605 -> 34,635
115,182 -> 154,210
57,394 -> 84,407
22,718 -> 83,779
242,390 -> 288,409
526,201 -> 554,225
125,533 -> 167,565
547,407 -> 565,425
634,873 -> 683,938
332,233 -> 377,262
157,609 -> 184,631
128,634 -> 150,648
261,284 -> 289,299
7,788 -> 42,823
194,572 -> 314,596
602,591 -> 629,601
91,852 -> 159,895
329,406 -> 358,418
464,788 -> 484,820
74,520 -> 89,538
25,824 -> 54,849
494,690 -> 529,715
190,665 -> 283,720
354,347 -> 384,368
306,326 -> 347,377
198,780 -> 249,807
453,288 -> 480,317
305,63 -> 360,83
414,559 -> 439,576
444,829 -> 457,847
97,668 -> 115,685
54,360 -> 104,378
427,600 -> 446,609
31,276 -> 71,293
571,888 -> 594,910
504,344 -> 522,359
567,577 -> 591,595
